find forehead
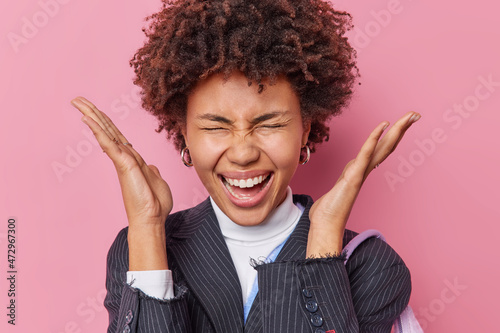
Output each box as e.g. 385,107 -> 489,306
186,71 -> 301,121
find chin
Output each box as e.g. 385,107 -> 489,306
225,206 -> 272,226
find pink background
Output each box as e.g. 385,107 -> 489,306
1,0 -> 499,331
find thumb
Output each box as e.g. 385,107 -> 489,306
148,165 -> 161,178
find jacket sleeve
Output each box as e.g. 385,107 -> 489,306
253,238 -> 411,333
103,227 -> 192,333
345,237 -> 412,332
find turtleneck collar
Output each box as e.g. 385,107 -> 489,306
209,186 -> 302,244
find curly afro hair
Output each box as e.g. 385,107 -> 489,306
130,0 -> 358,153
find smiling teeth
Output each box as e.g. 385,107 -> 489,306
224,175 -> 267,189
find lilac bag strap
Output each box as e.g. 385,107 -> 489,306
343,230 -> 423,333
343,229 -> 386,264
393,306 -> 424,333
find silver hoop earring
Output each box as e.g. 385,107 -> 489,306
181,147 -> 193,167
299,145 -> 310,165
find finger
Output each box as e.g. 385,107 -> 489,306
337,121 -> 390,186
74,99 -> 167,215
97,110 -> 150,168
72,97 -> 149,168
353,121 -> 390,173
99,110 -> 129,144
148,165 -> 162,178
76,97 -> 126,145
82,114 -> 152,185
370,111 -> 421,169
71,97 -> 115,140
80,114 -> 122,157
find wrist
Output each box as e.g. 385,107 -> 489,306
128,224 -> 168,270
307,228 -> 343,258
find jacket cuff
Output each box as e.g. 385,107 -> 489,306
255,258 -> 358,332
115,282 -> 189,333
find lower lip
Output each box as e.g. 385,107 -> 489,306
219,174 -> 274,208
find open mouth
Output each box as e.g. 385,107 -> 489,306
220,173 -> 272,200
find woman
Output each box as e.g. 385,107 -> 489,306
71,0 -> 420,332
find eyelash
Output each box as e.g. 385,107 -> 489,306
202,127 -> 225,131
202,124 -> 284,131
260,124 -> 283,129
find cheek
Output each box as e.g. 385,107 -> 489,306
262,132 -> 302,172
190,137 -> 225,176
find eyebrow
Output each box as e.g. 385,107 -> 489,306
196,113 -> 234,124
196,111 -> 289,125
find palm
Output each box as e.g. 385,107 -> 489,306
309,160 -> 361,232
307,112 -> 421,257
71,96 -> 173,227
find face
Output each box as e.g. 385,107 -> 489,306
183,71 -> 310,226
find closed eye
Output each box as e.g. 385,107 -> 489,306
202,127 -> 226,131
260,124 -> 284,129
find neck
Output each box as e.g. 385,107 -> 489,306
210,187 -> 301,243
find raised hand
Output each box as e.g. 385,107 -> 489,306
307,111 -> 421,258
71,96 -> 172,270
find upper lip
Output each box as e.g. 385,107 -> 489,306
219,170 -> 272,179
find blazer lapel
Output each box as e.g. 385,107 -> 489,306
274,194 -> 313,262
168,198 -> 244,332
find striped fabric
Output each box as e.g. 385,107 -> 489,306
104,194 -> 411,333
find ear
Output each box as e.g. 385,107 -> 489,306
181,124 -> 188,147
301,120 -> 311,146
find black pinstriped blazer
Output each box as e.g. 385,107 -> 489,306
104,194 -> 411,333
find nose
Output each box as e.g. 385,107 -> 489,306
225,133 -> 260,166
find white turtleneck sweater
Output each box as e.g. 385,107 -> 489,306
126,187 -> 304,303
